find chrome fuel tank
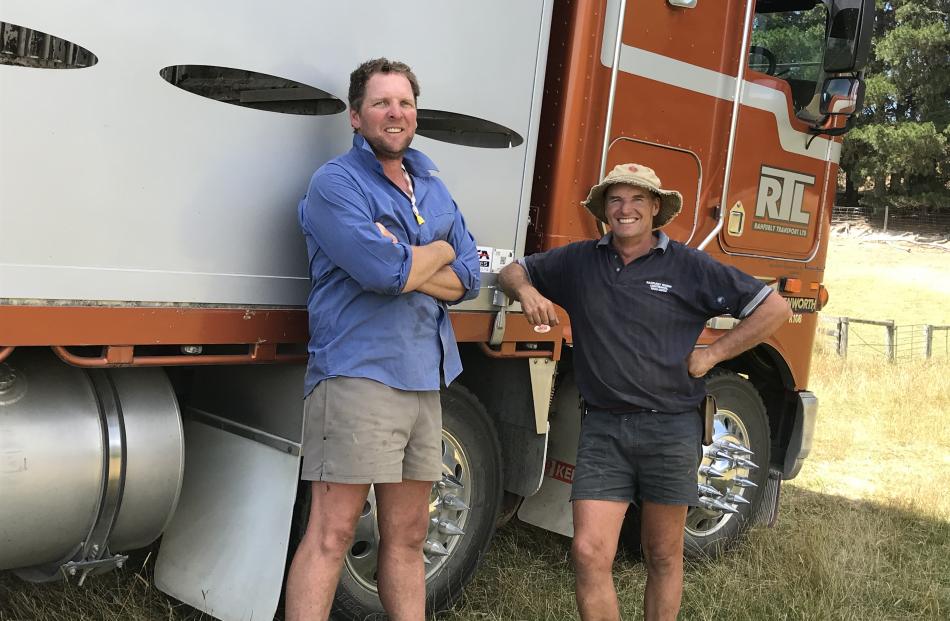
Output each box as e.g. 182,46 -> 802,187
0,349 -> 184,579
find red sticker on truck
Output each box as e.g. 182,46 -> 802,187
544,459 -> 575,484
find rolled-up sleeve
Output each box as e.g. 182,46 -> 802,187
521,244 -> 574,308
299,166 -> 412,295
445,204 -> 480,304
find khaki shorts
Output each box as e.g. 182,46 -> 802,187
301,376 -> 443,483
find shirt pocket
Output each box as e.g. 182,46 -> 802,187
418,187 -> 456,242
372,196 -> 414,244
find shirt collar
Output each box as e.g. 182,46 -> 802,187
352,134 -> 439,178
596,230 -> 670,253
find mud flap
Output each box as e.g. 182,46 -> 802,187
753,467 -> 783,528
155,416 -> 300,621
517,374 -> 582,537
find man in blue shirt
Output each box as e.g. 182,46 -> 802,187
286,58 -> 479,621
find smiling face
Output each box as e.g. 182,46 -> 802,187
349,72 -> 417,161
604,183 -> 661,242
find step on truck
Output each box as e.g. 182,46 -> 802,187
0,1 -> 873,619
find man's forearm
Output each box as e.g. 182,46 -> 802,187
498,262 -> 531,301
416,265 -> 466,301
498,262 -> 560,326
705,293 -> 792,364
403,241 -> 455,293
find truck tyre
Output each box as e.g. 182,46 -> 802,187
683,369 -> 771,559
326,383 -> 503,620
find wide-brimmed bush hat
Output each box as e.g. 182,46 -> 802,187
582,163 -> 683,229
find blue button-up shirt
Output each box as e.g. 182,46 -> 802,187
298,135 -> 480,397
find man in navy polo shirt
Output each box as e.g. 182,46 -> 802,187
286,58 -> 480,621
498,163 -> 790,621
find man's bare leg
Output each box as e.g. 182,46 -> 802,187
374,479 -> 433,621
285,481 -> 370,621
640,501 -> 689,621
572,499 -> 629,621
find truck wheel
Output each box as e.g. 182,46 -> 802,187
330,383 -> 503,620
683,369 -> 770,559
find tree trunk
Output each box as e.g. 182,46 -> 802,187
873,175 -> 887,198
845,171 -> 858,205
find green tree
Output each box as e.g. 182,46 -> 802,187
840,0 -> 950,215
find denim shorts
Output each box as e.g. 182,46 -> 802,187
570,409 -> 703,506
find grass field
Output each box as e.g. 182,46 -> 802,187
2,234 -> 948,620
818,233 -> 950,363
821,234 -> 950,325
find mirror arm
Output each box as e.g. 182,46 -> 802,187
809,114 -> 856,139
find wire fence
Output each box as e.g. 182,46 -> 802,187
831,205 -> 950,238
820,316 -> 950,363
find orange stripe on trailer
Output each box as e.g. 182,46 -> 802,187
0,305 -> 309,346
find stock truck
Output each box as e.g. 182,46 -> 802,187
0,0 -> 872,619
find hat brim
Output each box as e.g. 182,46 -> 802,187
582,179 -> 683,230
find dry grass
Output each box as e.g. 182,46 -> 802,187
802,353 -> 950,520
444,486 -> 948,620
818,235 -> 950,363
821,235 -> 950,325
3,234 -> 948,620
0,550 -> 211,621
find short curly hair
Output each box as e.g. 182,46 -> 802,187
348,57 -> 420,111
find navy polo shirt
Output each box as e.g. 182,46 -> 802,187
521,231 -> 771,413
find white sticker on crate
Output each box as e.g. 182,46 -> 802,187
491,248 -> 514,273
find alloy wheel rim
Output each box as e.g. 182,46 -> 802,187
344,429 -> 473,592
686,407 -> 756,537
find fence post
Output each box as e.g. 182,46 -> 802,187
883,204 -> 889,233
837,317 -> 849,357
923,324 -> 933,359
885,321 -> 896,363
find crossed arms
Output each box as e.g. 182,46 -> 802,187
301,167 -> 479,303
375,222 -> 466,301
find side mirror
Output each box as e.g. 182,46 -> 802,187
823,0 -> 875,73
814,76 -> 865,134
819,77 -> 864,116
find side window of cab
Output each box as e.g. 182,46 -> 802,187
748,1 -> 829,122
